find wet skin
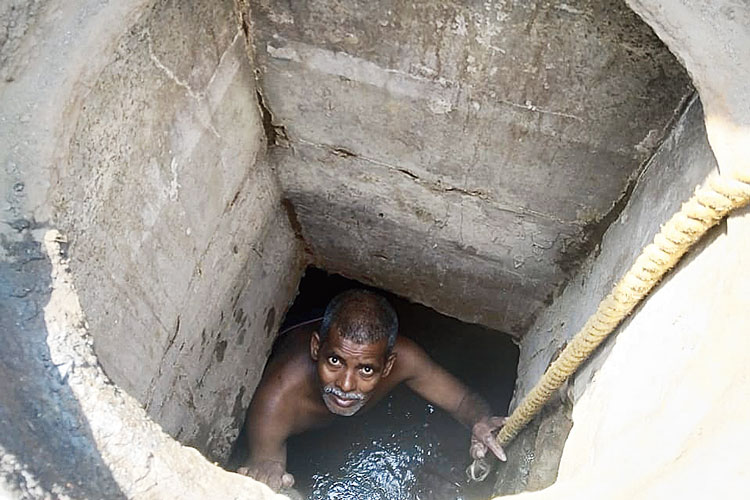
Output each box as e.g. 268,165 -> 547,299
313,330 -> 395,416
238,320 -> 507,492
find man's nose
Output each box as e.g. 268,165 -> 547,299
337,370 -> 356,393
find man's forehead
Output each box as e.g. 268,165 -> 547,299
324,327 -> 388,359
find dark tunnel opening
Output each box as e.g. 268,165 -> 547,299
231,267 -> 519,499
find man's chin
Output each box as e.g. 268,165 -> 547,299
322,394 -> 365,417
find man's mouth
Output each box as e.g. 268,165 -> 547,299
331,394 -> 357,408
322,385 -> 365,413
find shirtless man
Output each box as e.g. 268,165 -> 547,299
238,289 -> 507,491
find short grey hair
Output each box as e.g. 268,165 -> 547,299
319,290 -> 398,352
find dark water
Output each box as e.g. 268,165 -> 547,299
288,387 -> 494,500
311,435 -> 427,500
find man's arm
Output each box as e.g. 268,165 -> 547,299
398,338 -> 507,461
237,380 -> 296,491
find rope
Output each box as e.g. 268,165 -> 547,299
468,164 -> 750,481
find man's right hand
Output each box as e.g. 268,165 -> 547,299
470,416 -> 508,462
237,460 -> 295,492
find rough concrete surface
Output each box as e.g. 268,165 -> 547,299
491,412 -> 540,496
1,0 -> 749,498
514,96 -> 714,404
625,0 -> 750,230
504,0 -> 750,486
250,0 -> 693,336
48,0 -> 305,461
1,0 -> 300,496
504,96 -> 720,494
1,228 -> 290,499
524,399 -> 573,492
500,198 -> 750,499
274,143 -> 569,334
1,230 -> 124,499
492,396 -> 572,496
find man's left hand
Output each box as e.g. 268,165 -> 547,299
470,416 -> 507,461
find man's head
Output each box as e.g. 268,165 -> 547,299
310,290 -> 398,416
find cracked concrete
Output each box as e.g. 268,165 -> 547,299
250,0 -> 693,335
493,98 -> 583,122
274,141 -> 580,334
513,96 -> 725,404
2,0 -> 305,473
296,137 -> 503,207
1,226 -> 289,499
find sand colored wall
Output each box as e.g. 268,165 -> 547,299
2,0 -> 304,469
513,97 -> 714,406
49,0 -> 304,461
501,0 -> 750,495
501,172 -> 750,499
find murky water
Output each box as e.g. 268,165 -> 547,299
311,437 -> 426,500
288,389 -> 490,500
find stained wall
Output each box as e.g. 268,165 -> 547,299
2,0 -> 305,463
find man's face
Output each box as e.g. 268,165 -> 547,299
310,327 -> 395,417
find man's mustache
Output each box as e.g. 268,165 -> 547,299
323,384 -> 365,401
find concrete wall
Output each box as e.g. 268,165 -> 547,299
499,166 -> 750,498
540,211 -> 749,499
2,0 -> 304,464
496,0 -> 750,494
51,0 -> 304,461
253,0 -> 693,337
493,93 -> 714,495
1,230 -> 289,499
2,0 -> 748,497
2,0 -> 305,496
502,95 -> 750,497
513,95 -> 713,404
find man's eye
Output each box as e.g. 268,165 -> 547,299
361,366 -> 373,375
328,356 -> 340,366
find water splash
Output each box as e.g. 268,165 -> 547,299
309,420 -> 466,500
311,439 -> 425,500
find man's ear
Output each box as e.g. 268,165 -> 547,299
382,351 -> 397,378
310,332 -> 321,361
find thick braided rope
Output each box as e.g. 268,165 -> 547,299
494,166 -> 750,448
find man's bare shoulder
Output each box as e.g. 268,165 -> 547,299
250,320 -> 323,422
395,335 -> 432,357
389,336 -> 430,380
263,322 -> 319,389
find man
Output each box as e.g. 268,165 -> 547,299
238,289 -> 507,491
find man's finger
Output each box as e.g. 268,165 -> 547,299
281,472 -> 295,489
488,416 -> 508,428
268,474 -> 282,492
483,434 -> 507,462
470,442 -> 486,460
